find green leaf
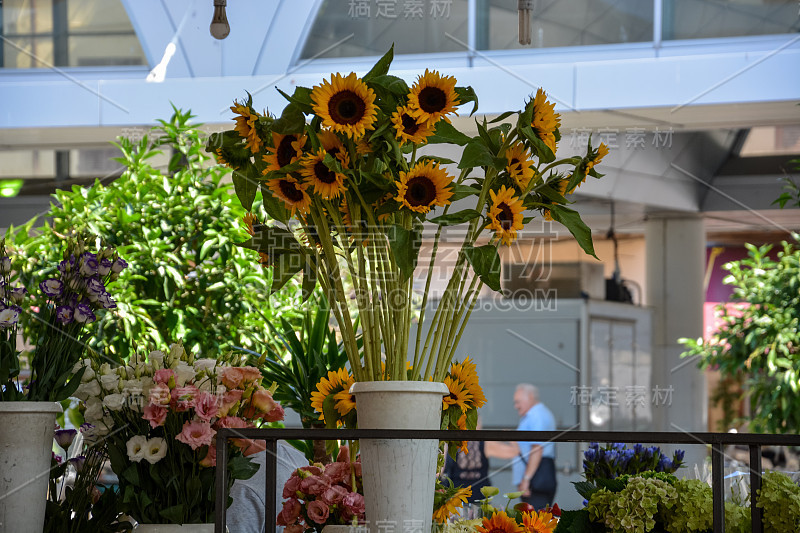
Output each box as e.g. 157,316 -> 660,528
363,45 -> 394,82
428,120 -> 473,146
455,86 -> 479,116
322,394 -> 340,429
231,165 -> 259,212
464,244 -> 501,292
270,250 -> 305,295
301,258 -> 317,302
387,222 -> 422,281
489,111 -> 516,124
159,504 -> 185,524
572,481 -> 599,500
271,103 -> 306,135
547,205 -> 598,259
229,455 -> 260,481
450,183 -> 479,202
429,209 -> 481,226
458,141 -> 496,169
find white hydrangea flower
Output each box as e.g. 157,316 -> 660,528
126,435 -> 148,463
103,393 -> 126,411
143,437 -> 168,465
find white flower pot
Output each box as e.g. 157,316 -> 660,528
0,401 -> 62,533
133,524 -> 216,532
350,381 -> 448,533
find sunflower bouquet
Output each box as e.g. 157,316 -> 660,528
209,46 -> 604,385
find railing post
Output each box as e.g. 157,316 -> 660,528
749,444 -> 763,533
712,440 -> 725,533
265,439 -> 277,533
215,429 -> 229,533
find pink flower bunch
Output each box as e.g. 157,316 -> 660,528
141,365 -> 285,467
277,454 -> 365,532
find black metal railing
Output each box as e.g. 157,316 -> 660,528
214,429 -> 800,533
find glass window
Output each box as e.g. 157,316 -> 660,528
1,0 -> 145,68
663,0 -> 800,40
479,0 -> 654,50
300,0 -> 469,59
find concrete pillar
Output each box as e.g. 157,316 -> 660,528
645,213 -> 707,435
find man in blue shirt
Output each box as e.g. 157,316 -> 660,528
487,383 -> 557,510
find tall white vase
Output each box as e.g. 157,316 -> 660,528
350,381 -> 448,533
0,401 -> 62,533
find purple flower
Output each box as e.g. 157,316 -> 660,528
68,455 -> 86,474
54,429 -> 78,451
79,256 -> 98,277
73,303 -> 96,324
52,452 -> 63,464
111,258 -> 128,274
9,287 -> 26,303
79,423 -> 95,433
97,292 -> 116,309
98,258 -> 114,276
56,305 -> 74,324
85,278 -> 105,301
40,279 -> 65,299
0,306 -> 21,328
58,256 -> 75,275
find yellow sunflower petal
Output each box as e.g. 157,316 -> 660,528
408,69 -> 460,125
521,510 -> 558,533
266,175 -> 312,217
391,105 -> 435,145
395,160 -> 454,213
505,142 -> 536,190
476,511 -> 525,533
311,73 -> 377,139
530,88 -> 561,155
263,132 -> 306,174
299,148 -> 347,200
488,185 -> 525,246
230,101 -> 262,153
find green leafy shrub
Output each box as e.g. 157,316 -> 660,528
757,471 -> 800,532
586,476 -> 677,533
663,479 -> 712,533
6,108 -> 303,361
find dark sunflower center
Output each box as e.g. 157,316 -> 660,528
509,158 -> 519,168
497,202 -> 514,230
313,161 -> 337,184
488,528 -> 506,533
277,135 -> 298,167
418,87 -> 447,113
329,90 -> 366,125
401,113 -> 420,135
448,392 -> 458,401
278,179 -> 304,202
406,176 -> 437,207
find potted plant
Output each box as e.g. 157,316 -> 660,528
73,343 -> 285,531
0,237 -> 125,533
210,46 -> 605,532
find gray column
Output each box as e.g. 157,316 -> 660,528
645,213 -> 706,435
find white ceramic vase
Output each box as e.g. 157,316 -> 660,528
0,401 -> 62,533
350,381 -> 448,533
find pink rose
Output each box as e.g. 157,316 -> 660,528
194,391 -> 219,421
343,492 -> 365,516
142,403 -> 168,428
220,367 -> 244,389
218,389 -> 243,417
200,443 -> 216,468
282,473 -> 302,499
149,383 -> 171,406
285,524 -> 305,533
171,385 -> 199,412
153,368 -> 175,385
239,366 -> 262,384
321,484 -> 349,505
276,498 -> 302,526
175,420 -> 215,450
300,475 -> 331,496
306,500 -> 330,524
322,462 -> 351,485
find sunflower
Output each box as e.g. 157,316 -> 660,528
408,69 -> 460,124
355,136 -> 373,155
265,175 -> 312,216
391,105 -> 435,144
584,142 -> 609,173
333,388 -> 356,417
443,375 -> 473,412
299,149 -> 347,200
215,148 -> 230,167
231,101 -> 262,153
488,185 -> 524,246
551,177 -> 569,197
521,511 -> 558,533
263,132 -> 306,174
310,368 -> 353,423
505,142 -> 535,190
433,485 -> 472,523
311,72 -> 377,139
530,88 -> 561,155
449,357 -> 486,409
395,160 -> 454,213
476,511 -> 525,533
317,129 -> 350,167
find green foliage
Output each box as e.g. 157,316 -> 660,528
679,240 -> 800,433
757,471 -> 800,532
662,479 -> 712,533
8,108 -> 303,362
586,477 -> 677,533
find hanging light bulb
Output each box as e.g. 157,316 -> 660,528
518,0 -> 534,45
210,0 -> 230,40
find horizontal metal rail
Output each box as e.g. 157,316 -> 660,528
215,429 -> 800,533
